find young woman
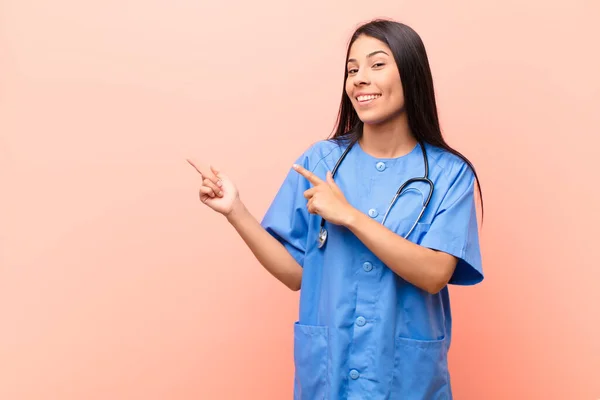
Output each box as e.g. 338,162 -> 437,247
189,19 -> 484,400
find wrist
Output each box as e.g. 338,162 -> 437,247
342,206 -> 362,229
225,198 -> 247,223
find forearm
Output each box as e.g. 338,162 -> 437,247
226,201 -> 303,291
344,209 -> 456,294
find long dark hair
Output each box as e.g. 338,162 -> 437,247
329,19 -> 484,218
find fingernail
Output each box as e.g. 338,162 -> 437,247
218,190 -> 223,197
292,164 -> 299,169
217,180 -> 223,187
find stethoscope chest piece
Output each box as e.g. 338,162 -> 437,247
317,227 -> 328,248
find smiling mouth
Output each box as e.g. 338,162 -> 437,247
356,94 -> 381,104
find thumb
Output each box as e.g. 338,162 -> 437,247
210,165 -> 222,178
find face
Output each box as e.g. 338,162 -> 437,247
345,35 -> 405,125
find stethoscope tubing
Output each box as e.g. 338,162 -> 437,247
317,138 -> 433,248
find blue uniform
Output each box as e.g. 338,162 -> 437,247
261,139 -> 483,400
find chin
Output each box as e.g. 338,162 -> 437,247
357,108 -> 405,127
356,111 -> 388,126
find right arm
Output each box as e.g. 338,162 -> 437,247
187,159 -> 305,292
225,200 -> 303,291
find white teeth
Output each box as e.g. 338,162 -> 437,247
357,94 -> 381,101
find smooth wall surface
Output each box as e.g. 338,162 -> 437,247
1,1 -> 599,399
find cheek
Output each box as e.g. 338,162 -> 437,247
377,69 -> 401,95
345,79 -> 353,99
385,80 -> 404,108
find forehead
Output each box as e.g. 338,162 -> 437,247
347,35 -> 391,60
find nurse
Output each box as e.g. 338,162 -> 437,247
188,19 -> 484,400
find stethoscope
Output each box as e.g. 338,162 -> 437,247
317,139 -> 434,249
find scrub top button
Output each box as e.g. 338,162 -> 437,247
368,208 -> 378,218
363,262 -> 373,272
376,161 -> 386,171
356,316 -> 366,327
349,369 -> 360,380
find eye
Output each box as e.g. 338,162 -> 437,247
347,68 -> 358,74
373,62 -> 385,68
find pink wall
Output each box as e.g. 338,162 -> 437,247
1,1 -> 598,399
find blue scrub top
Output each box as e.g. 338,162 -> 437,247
261,139 -> 483,400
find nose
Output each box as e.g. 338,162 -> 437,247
353,67 -> 370,86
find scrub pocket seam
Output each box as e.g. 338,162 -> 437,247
390,335 -> 451,400
293,322 -> 330,400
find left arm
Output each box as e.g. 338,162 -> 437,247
343,209 -> 456,294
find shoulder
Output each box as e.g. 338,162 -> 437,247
295,139 -> 345,172
424,143 -> 475,186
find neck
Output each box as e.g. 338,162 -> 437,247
359,113 -> 417,158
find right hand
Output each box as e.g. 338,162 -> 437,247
187,159 -> 240,216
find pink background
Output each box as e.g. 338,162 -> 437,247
1,1 -> 599,399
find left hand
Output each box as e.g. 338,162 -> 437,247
292,164 -> 356,226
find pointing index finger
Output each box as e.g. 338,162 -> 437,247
293,164 -> 323,185
187,159 -> 202,176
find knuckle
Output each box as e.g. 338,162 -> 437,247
203,178 -> 214,187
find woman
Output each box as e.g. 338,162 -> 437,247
189,19 -> 483,400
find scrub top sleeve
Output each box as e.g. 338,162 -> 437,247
420,162 -> 483,285
260,152 -> 312,267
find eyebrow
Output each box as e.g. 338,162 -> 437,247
347,50 -> 389,64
